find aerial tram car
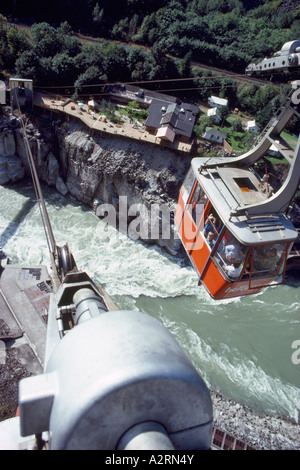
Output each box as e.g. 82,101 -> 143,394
175,81 -> 300,300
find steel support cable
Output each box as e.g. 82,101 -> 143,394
71,84 -> 239,97
24,132 -> 56,256
15,94 -> 58,267
34,73 -> 247,90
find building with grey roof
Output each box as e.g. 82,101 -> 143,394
145,99 -> 199,143
105,82 -> 199,144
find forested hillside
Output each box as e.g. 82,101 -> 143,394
1,0 -> 300,133
1,0 -> 300,72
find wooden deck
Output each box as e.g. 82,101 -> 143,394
33,92 -> 192,153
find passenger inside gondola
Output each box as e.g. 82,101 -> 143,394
252,245 -> 283,276
262,247 -> 279,272
224,260 -> 243,280
213,229 -> 249,280
189,183 -> 208,224
206,231 -> 216,250
224,242 -> 246,264
253,246 -> 265,271
204,214 -> 221,237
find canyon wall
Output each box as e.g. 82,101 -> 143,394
0,114 -> 191,254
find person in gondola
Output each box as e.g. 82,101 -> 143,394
224,243 -> 244,263
260,246 -> 279,273
204,214 -> 220,237
206,231 -> 216,250
224,260 -> 242,280
253,246 -> 265,272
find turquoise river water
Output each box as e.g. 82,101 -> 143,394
0,181 -> 299,422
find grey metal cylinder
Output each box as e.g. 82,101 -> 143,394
21,310 -> 213,450
117,422 -> 175,450
72,288 -> 107,324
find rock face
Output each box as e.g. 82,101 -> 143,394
0,115 -> 67,194
0,114 -> 191,254
55,120 -> 190,253
0,118 -> 25,184
211,391 -> 300,450
57,121 -> 188,205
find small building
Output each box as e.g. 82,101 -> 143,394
88,99 -> 97,110
207,107 -> 222,124
9,78 -> 33,112
246,120 -> 258,133
156,125 -> 176,142
208,95 -> 228,109
145,100 -> 198,143
203,127 -> 227,144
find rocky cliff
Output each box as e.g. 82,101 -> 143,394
0,113 -> 191,254
0,114 -> 65,193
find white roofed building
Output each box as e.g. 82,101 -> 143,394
246,120 -> 258,133
207,107 -> 222,124
208,95 -> 228,109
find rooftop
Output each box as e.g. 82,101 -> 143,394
208,95 -> 228,107
191,157 -> 297,245
145,99 -> 199,139
105,83 -> 178,108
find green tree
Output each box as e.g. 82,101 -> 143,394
219,105 -> 230,122
15,50 -> 41,79
112,18 -> 129,41
0,29 -> 10,69
178,51 -> 192,77
103,45 -> 129,81
127,47 -> 153,81
133,13 -> 158,44
74,65 -> 106,95
150,41 -> 180,79
30,23 -> 56,43
92,3 -> 104,30
74,44 -> 104,71
125,101 -> 148,121
232,117 -> 243,132
194,113 -> 216,138
57,21 -> 73,37
31,23 -> 61,58
51,53 -> 76,84
113,14 -> 140,42
60,35 -> 81,57
7,27 -> 30,59
237,84 -> 259,114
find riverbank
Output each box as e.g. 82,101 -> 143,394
211,391 -> 300,450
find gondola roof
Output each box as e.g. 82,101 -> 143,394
191,157 -> 298,246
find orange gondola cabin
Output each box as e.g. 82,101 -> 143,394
175,81 -> 300,300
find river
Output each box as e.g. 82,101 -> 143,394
0,180 -> 299,424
